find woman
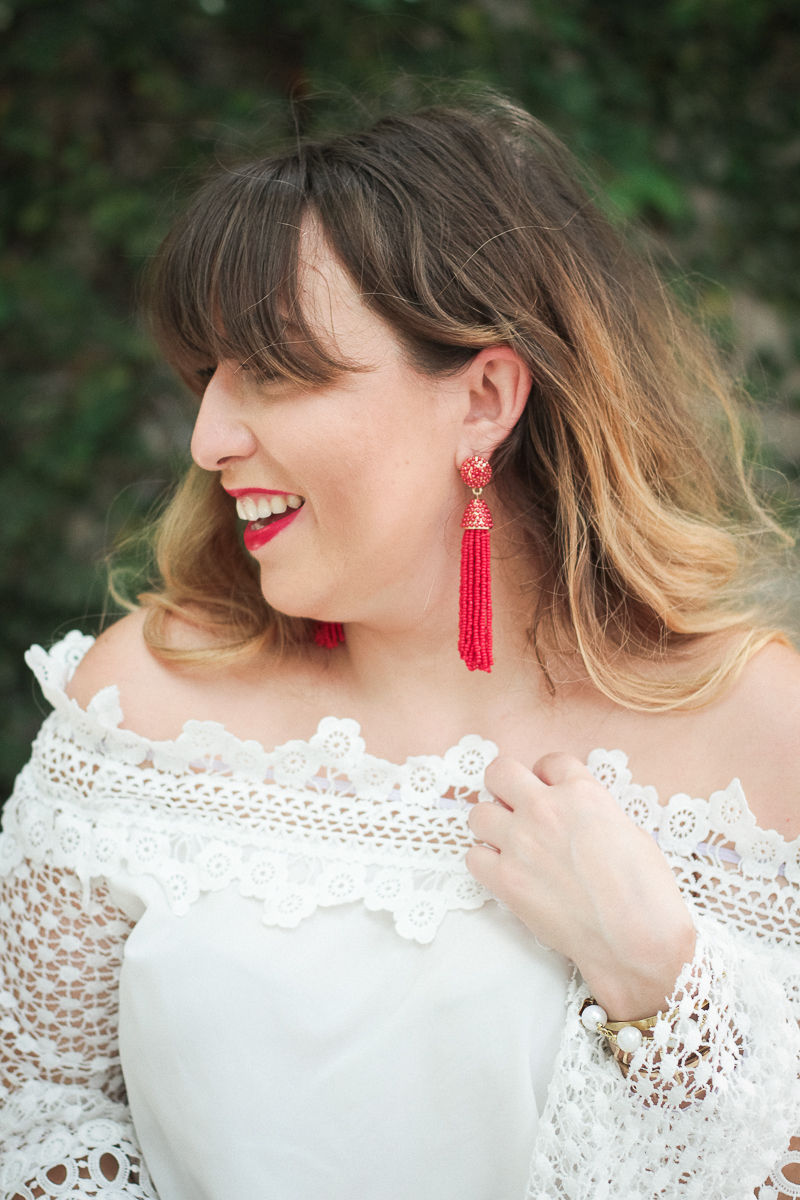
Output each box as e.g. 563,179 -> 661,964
2,96 -> 798,1200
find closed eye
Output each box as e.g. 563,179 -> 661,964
196,366 -> 216,383
237,363 -> 274,386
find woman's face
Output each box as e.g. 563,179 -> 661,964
190,240 -> 472,631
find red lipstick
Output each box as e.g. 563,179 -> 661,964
242,506 -> 303,551
225,487 -> 289,497
224,486 -> 305,551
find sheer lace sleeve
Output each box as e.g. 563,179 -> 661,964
0,853 -> 158,1199
524,750 -> 800,1200
526,903 -> 800,1199
0,831 -> 158,1196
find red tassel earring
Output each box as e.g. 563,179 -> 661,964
314,621 -> 345,648
458,455 -> 493,673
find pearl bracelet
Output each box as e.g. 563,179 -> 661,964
579,997 -> 672,1055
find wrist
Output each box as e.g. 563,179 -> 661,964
581,923 -> 696,1022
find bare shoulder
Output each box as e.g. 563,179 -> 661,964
65,610 -> 188,733
67,610 -> 149,704
63,608 -> 323,746
619,637 -> 800,836
721,638 -> 800,742
704,637 -> 800,835
64,608 -> 248,742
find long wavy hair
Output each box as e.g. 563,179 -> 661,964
137,94 -> 791,710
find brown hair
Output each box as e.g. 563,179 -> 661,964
138,93 -> 790,709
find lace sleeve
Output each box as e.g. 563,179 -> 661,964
526,915 -> 800,1199
0,855 -> 158,1199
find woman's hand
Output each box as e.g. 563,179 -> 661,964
466,753 -> 696,1021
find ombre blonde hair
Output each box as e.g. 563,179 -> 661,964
138,94 -> 791,710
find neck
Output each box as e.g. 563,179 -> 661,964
326,528 -> 563,743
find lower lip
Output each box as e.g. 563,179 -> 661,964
243,507 -> 303,551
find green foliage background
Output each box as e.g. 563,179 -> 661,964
2,0 -> 800,795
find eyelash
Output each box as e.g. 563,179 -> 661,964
238,364 -> 272,385
194,364 -> 272,387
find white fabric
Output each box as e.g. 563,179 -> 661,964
0,630 -> 797,1199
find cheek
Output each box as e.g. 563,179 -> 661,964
302,411 -> 431,526
262,379 -> 459,587
315,439 -> 452,550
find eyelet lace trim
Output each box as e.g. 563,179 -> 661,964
11,631 -> 800,959
0,1083 -> 157,1198
587,749 -> 800,974
11,634 -> 499,945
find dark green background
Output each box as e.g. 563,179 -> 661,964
3,0 -> 800,795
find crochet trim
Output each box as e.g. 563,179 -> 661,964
12,632 -> 800,947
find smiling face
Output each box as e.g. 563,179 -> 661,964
190,239 -> 474,633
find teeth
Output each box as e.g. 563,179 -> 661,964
236,498 -> 258,520
235,493 -> 304,520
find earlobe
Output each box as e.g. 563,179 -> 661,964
459,346 -> 532,460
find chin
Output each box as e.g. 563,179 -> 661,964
258,572 -> 341,625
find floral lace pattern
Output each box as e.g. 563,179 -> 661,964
15,633 -> 800,962
0,1083 -> 156,1198
762,1148 -> 800,1200
0,862 -> 131,1099
9,633 -> 502,946
527,923 -> 800,1200
524,755 -> 800,1197
587,748 -> 800,1009
0,631 -> 798,1200
0,848 -> 154,1197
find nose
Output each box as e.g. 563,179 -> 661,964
190,363 -> 258,472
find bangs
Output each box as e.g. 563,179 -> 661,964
140,100 -> 789,712
148,160 -> 357,396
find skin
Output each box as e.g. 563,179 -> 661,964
66,234 -> 800,1026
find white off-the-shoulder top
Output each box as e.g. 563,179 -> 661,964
0,631 -> 798,1200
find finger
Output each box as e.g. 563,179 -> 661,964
467,799 -> 513,849
464,842 -> 503,892
532,751 -> 593,788
483,756 -> 544,812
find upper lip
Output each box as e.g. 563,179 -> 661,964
224,487 -> 295,497
223,485 -> 305,522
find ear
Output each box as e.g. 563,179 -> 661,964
455,346 -> 532,467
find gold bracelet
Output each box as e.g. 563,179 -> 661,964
579,996 -> 676,1055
